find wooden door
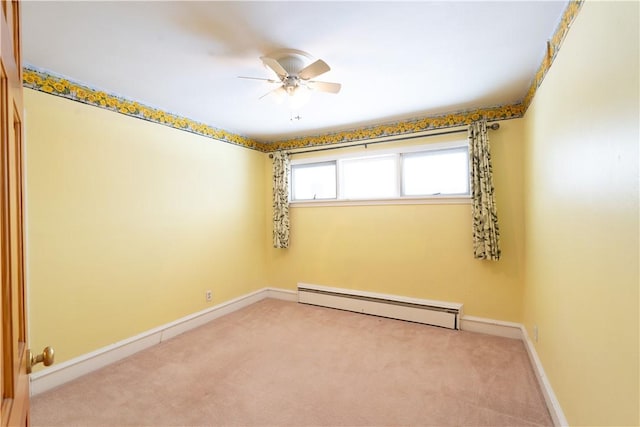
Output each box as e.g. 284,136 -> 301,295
0,1 -> 28,425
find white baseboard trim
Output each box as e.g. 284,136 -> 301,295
460,316 -> 566,426
30,287 -> 278,396
460,315 -> 524,339
520,326 -> 569,427
264,287 -> 297,301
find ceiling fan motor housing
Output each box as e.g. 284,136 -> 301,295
272,52 -> 311,93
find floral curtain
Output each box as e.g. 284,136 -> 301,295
272,151 -> 290,249
468,120 -> 501,260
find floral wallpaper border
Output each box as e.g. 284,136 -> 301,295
22,0 -> 582,154
521,0 -> 584,111
268,103 -> 526,151
22,66 -> 269,152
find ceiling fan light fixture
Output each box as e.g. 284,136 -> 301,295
242,49 -> 340,113
288,85 -> 312,110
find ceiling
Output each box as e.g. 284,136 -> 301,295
21,1 -> 567,143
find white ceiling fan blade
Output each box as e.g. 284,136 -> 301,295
238,76 -> 279,83
259,86 -> 287,104
307,80 -> 341,94
260,56 -> 288,79
299,59 -> 330,80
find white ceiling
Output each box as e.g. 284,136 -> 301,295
21,1 -> 567,143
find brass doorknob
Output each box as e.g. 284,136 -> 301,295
27,346 -> 54,374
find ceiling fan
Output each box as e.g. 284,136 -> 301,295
239,49 -> 341,108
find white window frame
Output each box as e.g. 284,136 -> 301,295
289,140 -> 471,207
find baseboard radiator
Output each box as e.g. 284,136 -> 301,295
297,283 -> 463,330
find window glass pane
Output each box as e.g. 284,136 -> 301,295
340,155 -> 397,199
291,162 -> 336,200
402,148 -> 469,196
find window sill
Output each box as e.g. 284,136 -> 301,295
290,196 -> 471,208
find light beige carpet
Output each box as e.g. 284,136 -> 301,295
31,299 -> 552,426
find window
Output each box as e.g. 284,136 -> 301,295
402,147 -> 469,196
290,142 -> 470,203
290,161 -> 336,200
340,155 -> 397,199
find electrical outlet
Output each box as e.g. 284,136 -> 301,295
533,325 -> 539,343
205,290 -> 213,302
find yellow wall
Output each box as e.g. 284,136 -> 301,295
26,82 -> 528,368
522,1 -> 639,425
266,118 -> 526,321
25,89 -> 267,365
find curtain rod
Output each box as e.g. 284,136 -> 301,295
268,123 -> 500,158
